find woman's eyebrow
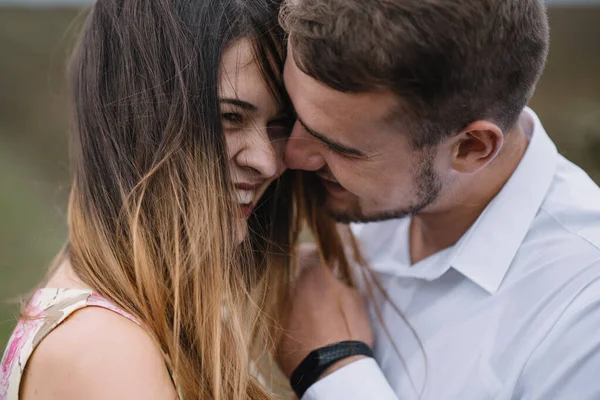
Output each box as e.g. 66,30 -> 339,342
220,98 -> 258,112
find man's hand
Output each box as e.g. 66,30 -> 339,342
277,244 -> 374,379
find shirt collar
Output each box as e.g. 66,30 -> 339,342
449,107 -> 558,294
355,108 -> 558,293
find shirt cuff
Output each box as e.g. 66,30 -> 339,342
302,358 -> 398,400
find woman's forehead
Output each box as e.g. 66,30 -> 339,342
219,39 -> 281,114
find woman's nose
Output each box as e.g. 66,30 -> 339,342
235,127 -> 282,179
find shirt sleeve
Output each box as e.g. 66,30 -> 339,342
302,358 -> 399,400
516,279 -> 600,400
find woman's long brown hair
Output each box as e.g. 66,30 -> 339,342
59,0 -> 298,398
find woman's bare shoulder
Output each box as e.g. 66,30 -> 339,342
21,306 -> 178,400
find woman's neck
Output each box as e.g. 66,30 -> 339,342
45,259 -> 92,291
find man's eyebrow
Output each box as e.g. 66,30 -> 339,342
297,118 -> 367,158
220,98 -> 258,112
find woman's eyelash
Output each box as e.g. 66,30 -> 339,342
222,112 -> 243,124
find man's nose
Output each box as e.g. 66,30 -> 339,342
284,120 -> 326,171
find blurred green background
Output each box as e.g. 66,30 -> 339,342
1,5 -> 600,351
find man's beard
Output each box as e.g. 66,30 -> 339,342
324,153 -> 442,224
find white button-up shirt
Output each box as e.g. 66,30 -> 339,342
304,108 -> 600,400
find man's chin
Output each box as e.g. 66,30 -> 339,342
324,200 -> 414,224
327,209 -> 412,224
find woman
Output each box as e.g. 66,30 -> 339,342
0,0 -> 299,398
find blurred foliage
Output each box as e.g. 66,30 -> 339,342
0,8 -> 82,348
1,6 -> 600,351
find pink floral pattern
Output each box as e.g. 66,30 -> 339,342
87,293 -> 141,326
0,291 -> 45,399
0,289 -> 172,400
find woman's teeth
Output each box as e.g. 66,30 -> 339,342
236,190 -> 254,205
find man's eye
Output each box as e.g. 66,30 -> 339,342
222,113 -> 243,124
323,142 -> 343,156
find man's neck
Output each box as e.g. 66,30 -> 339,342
409,122 -> 531,265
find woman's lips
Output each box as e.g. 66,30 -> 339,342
234,182 -> 262,217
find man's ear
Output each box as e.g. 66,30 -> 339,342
450,121 -> 503,174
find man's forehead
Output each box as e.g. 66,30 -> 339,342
284,56 -> 397,125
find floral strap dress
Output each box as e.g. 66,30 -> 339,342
0,288 -> 181,400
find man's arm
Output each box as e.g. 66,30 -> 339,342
277,244 -> 399,399
302,357 -> 399,400
516,278 -> 600,400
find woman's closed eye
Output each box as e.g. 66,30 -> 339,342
221,107 -> 293,142
222,112 -> 244,125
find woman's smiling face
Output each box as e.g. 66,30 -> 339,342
219,39 -> 289,239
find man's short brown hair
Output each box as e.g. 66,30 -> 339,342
281,0 -> 550,147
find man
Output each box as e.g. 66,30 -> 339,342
276,0 -> 600,399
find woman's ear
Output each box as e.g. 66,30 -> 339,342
450,121 -> 504,174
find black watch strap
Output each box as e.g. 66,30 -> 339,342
290,340 -> 374,398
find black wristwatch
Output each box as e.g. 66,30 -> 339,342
290,341 -> 374,398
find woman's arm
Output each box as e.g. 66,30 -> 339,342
21,307 -> 178,400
